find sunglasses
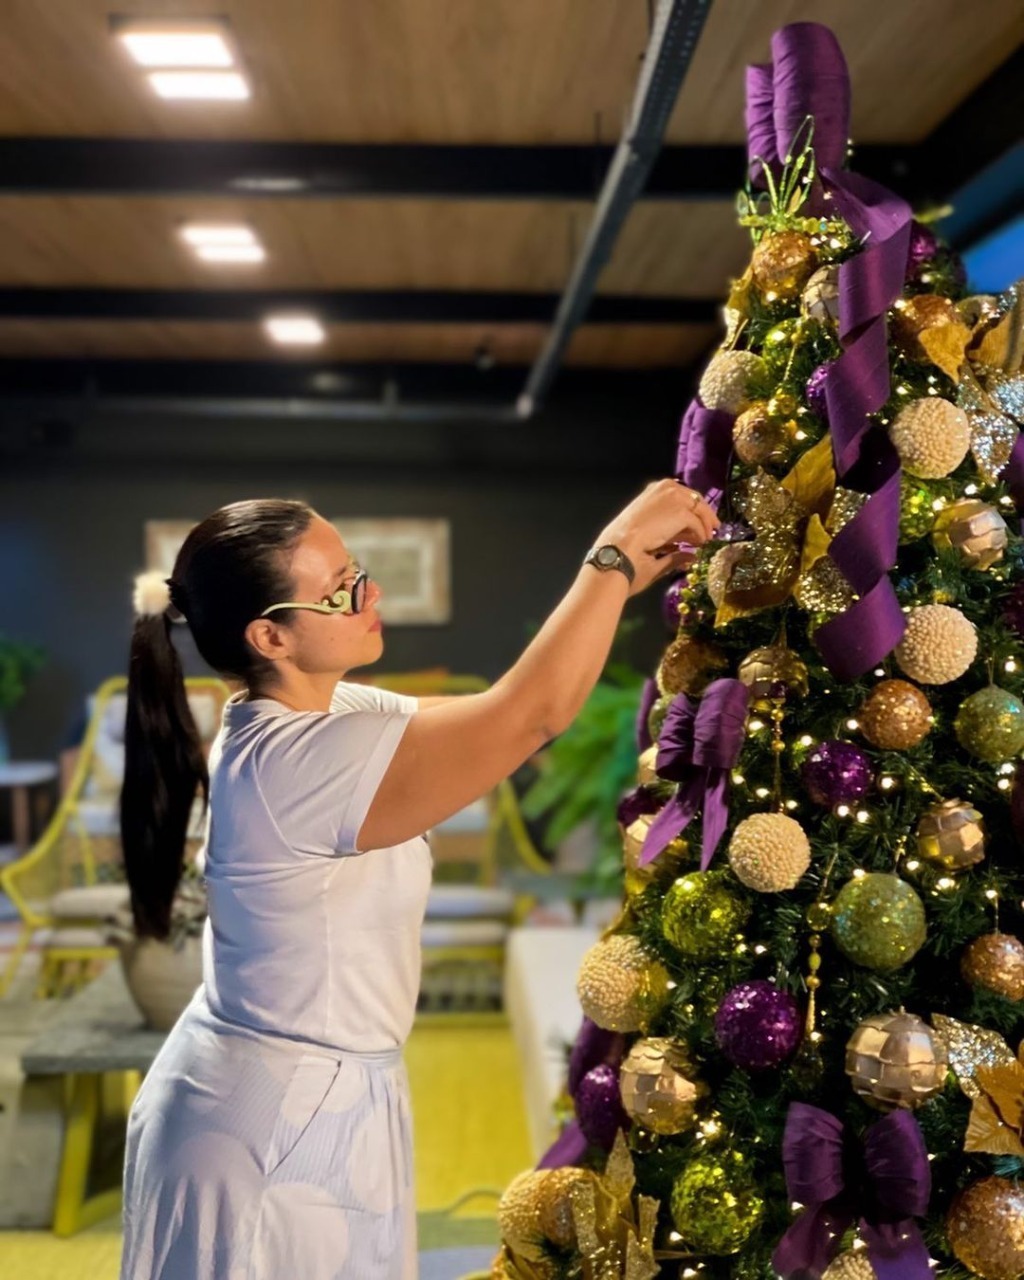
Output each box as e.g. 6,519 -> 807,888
260,567 -> 370,618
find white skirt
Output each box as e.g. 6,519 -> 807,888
120,987 -> 417,1280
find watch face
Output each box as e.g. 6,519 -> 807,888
597,546 -> 618,566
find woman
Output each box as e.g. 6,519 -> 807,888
118,480 -> 716,1280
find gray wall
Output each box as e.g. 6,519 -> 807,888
0,399 -> 683,761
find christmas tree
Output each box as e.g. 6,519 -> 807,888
492,23 -> 1024,1280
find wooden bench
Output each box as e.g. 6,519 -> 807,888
20,963 -> 165,1235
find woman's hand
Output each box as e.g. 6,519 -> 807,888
595,479 -> 718,596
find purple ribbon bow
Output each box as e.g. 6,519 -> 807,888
773,1103 -> 933,1280
743,23 -> 910,679
638,678 -> 750,868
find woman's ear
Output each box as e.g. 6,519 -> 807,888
243,617 -> 293,664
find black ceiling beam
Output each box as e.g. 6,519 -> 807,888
0,135 -> 915,202
0,287 -> 718,325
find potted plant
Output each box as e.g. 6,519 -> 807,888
0,634 -> 46,765
106,860 -> 206,1030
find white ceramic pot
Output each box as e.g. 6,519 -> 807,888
119,934 -> 204,1031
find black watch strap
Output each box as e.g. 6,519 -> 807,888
584,543 -> 636,585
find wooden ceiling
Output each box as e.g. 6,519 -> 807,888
0,0 -> 1019,379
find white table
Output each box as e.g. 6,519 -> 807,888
0,761 -> 58,854
503,925 -> 599,1160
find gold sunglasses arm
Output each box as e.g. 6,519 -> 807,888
259,592 -> 353,618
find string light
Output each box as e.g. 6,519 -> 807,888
964,483 -> 978,496
1005,658 -> 1017,673
879,775 -> 896,790
836,804 -> 851,818
905,859 -> 921,871
846,718 -> 860,731
755,786 -> 771,799
855,809 -> 871,823
732,772 -> 746,785
748,718 -> 766,733
998,778 -> 1012,791
936,877 -> 956,891
799,734 -> 814,746
852,867 -> 867,878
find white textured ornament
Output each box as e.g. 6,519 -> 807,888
895,604 -> 977,685
889,397 -> 970,478
698,350 -> 765,416
727,812 -> 811,892
822,1251 -> 876,1280
132,570 -> 172,618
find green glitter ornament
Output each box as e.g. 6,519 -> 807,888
670,1150 -> 765,1255
830,873 -> 927,971
955,686 -> 1024,763
899,475 -> 938,544
761,318 -> 807,373
661,871 -> 750,960
647,693 -> 673,744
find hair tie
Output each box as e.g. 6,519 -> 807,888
132,570 -> 173,618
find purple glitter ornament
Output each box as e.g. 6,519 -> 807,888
906,220 -> 939,277
575,1063 -> 630,1149
802,740 -> 874,808
567,1018 -> 627,1098
805,362 -> 833,422
714,980 -> 802,1072
662,575 -> 688,631
1003,582 -> 1024,641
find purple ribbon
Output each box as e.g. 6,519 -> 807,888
675,400 -> 735,508
638,678 -> 750,868
1003,431 -> 1024,510
773,1103 -> 933,1280
745,22 -> 909,679
537,1017 -> 627,1170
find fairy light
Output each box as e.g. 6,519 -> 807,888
999,762 -> 1016,775
754,944 -> 767,954
998,778 -> 1012,791
846,718 -> 860,730
879,775 -> 896,790
856,809 -> 871,823
785,798 -> 799,810
964,483 -> 978,496
732,772 -> 745,785
1005,658 -> 1017,673
985,888 -> 999,901
748,718 -> 766,733
836,804 -> 851,818
905,859 -> 921,871
936,877 -> 956,891
799,734 -> 814,746
1000,495 -> 1015,507
931,498 -> 947,511
852,866 -> 867,878
873,667 -> 886,677
755,786 -> 771,799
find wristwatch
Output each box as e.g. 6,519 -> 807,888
584,543 -> 636,585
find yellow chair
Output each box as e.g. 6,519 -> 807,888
0,674 -> 231,998
358,672 -> 552,1015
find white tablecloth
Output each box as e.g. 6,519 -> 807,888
503,925 -> 599,1161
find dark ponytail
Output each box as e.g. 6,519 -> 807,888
120,499 -> 315,939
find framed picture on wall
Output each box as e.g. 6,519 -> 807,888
331,518 -> 451,625
145,517 -> 452,626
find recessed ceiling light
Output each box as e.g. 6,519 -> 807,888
264,315 -> 327,346
117,29 -> 234,69
196,243 -> 266,263
180,223 -> 257,247
148,70 -> 250,101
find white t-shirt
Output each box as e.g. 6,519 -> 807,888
199,681 -> 433,1053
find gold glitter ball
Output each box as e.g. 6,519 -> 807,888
576,933 -> 670,1032
536,1167 -> 599,1250
497,1170 -> 548,1256
751,231 -> 817,301
961,933 -> 1024,1003
932,498 -> 1008,569
794,555 -> 856,614
895,604 -> 978,685
891,293 -> 961,360
858,679 -> 933,750
916,798 -> 986,871
706,543 -> 748,607
698,349 -> 766,415
889,397 -> 971,478
947,1176 -> 1024,1280
845,1010 -> 948,1110
733,402 -> 796,468
822,1252 -> 877,1280
619,1036 -> 707,1135
657,635 -> 727,698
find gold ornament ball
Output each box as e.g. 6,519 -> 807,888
802,264 -> 841,325
576,933 -> 670,1032
845,1010 -> 948,1109
768,389 -> 801,417
932,499 -> 1009,569
751,231 -> 818,301
657,635 -> 728,698
647,692 -> 673,744
737,645 -> 810,705
822,1252 -> 877,1280
916,798 -> 986,872
698,350 -> 767,415
895,604 -> 977,685
727,812 -> 811,893
961,933 -> 1024,1002
891,293 -> 961,361
889,397 -> 971,478
947,1176 -> 1024,1280
859,679 -> 933,749
536,1166 -> 598,1250
732,402 -> 795,468
706,543 -> 747,607
637,745 -> 661,787
497,1170 -> 548,1255
619,1036 -> 707,1136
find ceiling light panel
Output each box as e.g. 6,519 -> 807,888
264,315 -> 327,346
148,71 -> 250,101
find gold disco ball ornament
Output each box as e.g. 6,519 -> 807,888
737,644 -> 809,706
619,1036 -> 707,1136
732,402 -> 796,468
947,1176 -> 1024,1280
932,499 -> 1009,569
845,1010 -> 948,1110
751,230 -> 817,301
858,679 -> 933,750
576,933 -> 670,1033
916,798 -> 986,872
961,933 -> 1024,1002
